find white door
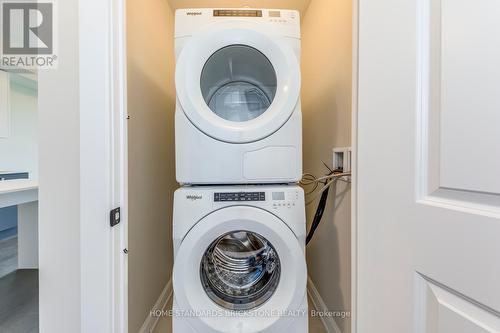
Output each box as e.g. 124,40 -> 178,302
355,0 -> 500,332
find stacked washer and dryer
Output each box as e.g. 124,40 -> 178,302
173,8 -> 307,333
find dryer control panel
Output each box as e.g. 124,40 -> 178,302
213,9 -> 263,17
175,8 -> 300,39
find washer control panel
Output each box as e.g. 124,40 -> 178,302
271,190 -> 299,210
212,189 -> 301,210
214,191 -> 265,202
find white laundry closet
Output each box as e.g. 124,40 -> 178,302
126,1 -> 353,332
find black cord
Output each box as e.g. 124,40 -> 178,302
305,181 -> 331,245
304,164 -> 347,246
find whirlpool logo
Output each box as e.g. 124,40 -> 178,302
186,194 -> 202,201
186,11 -> 202,16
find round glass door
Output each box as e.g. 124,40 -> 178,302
200,45 -> 277,122
200,230 -> 281,311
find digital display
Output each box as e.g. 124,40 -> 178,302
272,192 -> 285,200
213,9 -> 263,17
268,11 -> 281,17
214,192 -> 266,202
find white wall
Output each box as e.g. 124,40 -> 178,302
0,72 -> 9,138
0,79 -> 38,179
38,0 -> 81,331
39,0 -> 126,331
301,0 -> 353,331
126,0 -> 177,331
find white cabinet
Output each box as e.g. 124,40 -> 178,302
0,71 -> 10,138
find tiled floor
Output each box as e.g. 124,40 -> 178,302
153,297 -> 326,333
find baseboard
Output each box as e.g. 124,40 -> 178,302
139,279 -> 173,333
307,276 -> 342,333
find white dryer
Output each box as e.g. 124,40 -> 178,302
175,8 -> 302,184
172,185 -> 308,333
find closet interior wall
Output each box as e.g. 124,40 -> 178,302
126,0 -> 353,331
302,0 -> 353,332
126,0 -> 177,331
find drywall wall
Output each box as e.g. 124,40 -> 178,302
38,0 -> 81,330
301,0 -> 353,331
0,71 -> 9,138
126,0 -> 177,331
0,79 -> 38,179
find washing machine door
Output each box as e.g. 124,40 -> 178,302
175,21 -> 301,143
173,206 -> 307,333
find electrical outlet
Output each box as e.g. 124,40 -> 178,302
333,147 -> 352,172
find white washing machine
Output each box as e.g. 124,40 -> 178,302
175,8 -> 302,184
172,185 -> 308,333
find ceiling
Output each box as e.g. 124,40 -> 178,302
166,0 -> 312,17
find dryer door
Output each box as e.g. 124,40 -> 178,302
173,206 -> 307,333
176,22 -> 301,143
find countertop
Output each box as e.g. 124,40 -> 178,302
0,180 -> 38,208
0,179 -> 38,195
0,171 -> 29,175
